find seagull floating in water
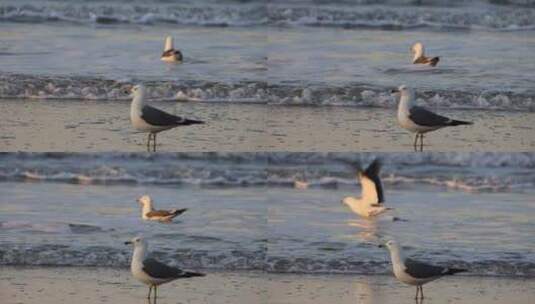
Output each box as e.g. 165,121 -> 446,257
125,236 -> 205,300
161,36 -> 183,63
342,159 -> 392,218
391,85 -> 472,151
411,42 -> 439,67
130,84 -> 204,151
383,240 -> 467,299
138,195 -> 187,222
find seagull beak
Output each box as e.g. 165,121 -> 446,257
390,88 -> 399,94
124,241 -> 132,245
377,244 -> 384,248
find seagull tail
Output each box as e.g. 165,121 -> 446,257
173,208 -> 188,216
429,57 -> 440,67
179,118 -> 205,126
445,268 -> 467,275
448,119 -> 472,126
183,118 -> 204,125
182,271 -> 206,278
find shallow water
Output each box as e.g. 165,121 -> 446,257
1,153 -> 534,276
1,0 -> 535,111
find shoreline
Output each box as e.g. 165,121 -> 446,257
1,266 -> 534,304
2,99 -> 534,152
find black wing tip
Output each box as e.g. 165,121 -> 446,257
449,119 -> 473,126
182,119 -> 204,125
447,268 -> 468,275
430,57 -> 440,66
174,208 -> 188,215
364,159 -> 382,177
183,271 -> 206,278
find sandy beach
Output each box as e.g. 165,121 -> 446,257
1,100 -> 534,152
1,267 -> 534,304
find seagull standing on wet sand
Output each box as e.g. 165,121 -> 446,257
383,240 -> 467,299
411,42 -> 440,67
342,159 -> 392,218
130,84 -> 204,152
125,236 -> 205,300
161,36 -> 183,63
138,195 -> 187,222
391,85 -> 473,151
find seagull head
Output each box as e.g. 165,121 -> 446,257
130,84 -> 146,99
390,85 -> 412,100
390,84 -> 408,94
137,195 -> 152,206
124,236 -> 146,247
384,240 -> 400,252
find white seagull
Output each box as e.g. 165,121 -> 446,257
391,85 -> 472,151
411,42 -> 439,67
125,236 -> 205,300
130,84 -> 204,151
137,195 -> 187,222
384,240 -> 467,299
342,159 -> 392,218
161,36 -> 183,63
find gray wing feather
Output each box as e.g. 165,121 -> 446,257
409,106 -> 451,127
143,258 -> 184,279
404,258 -> 447,278
141,106 -> 183,126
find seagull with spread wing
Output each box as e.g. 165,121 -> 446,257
411,42 -> 439,67
342,159 -> 392,218
161,36 -> 183,63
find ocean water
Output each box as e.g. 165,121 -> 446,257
1,0 -> 535,111
1,152 -> 534,277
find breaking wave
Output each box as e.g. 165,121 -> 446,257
1,152 -> 534,192
2,1 -> 535,30
0,243 -> 534,277
2,74 -> 535,111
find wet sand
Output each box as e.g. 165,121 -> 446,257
1,267 -> 534,304
1,99 -> 534,152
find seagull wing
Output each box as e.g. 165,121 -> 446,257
161,49 -> 176,57
359,159 -> 384,206
404,258 -> 447,279
409,106 -> 451,127
141,105 -> 203,127
142,258 -> 184,279
146,209 -> 175,217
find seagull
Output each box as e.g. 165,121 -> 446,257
342,159 -> 392,218
137,195 -> 187,222
130,84 -> 204,152
411,42 -> 439,67
384,240 -> 467,299
391,85 -> 473,151
161,36 -> 183,63
125,236 -> 205,300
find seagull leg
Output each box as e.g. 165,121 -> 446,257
153,134 -> 157,152
413,134 -> 419,151
146,133 -> 152,152
420,286 -> 424,299
147,286 -> 152,299
415,286 -> 419,299
154,285 -> 158,299
420,134 -> 424,152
